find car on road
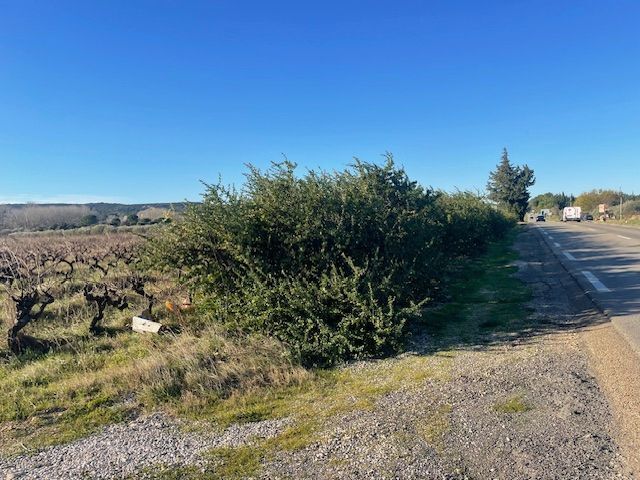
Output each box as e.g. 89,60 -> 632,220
536,215 -> 545,222
584,214 -> 594,221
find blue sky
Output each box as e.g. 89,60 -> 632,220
1,0 -> 638,203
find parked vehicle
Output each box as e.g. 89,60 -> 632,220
562,206 -> 582,222
536,215 -> 545,222
583,214 -> 594,221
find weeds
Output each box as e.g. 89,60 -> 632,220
493,394 -> 532,414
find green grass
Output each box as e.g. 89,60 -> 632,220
420,228 -> 531,344
200,353 -> 451,427
207,446 -> 264,478
493,394 -> 532,414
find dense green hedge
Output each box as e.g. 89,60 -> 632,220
149,158 -> 512,366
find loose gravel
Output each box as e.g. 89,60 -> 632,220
0,414 -> 290,479
1,227 -> 635,479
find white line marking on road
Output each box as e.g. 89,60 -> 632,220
563,251 -> 577,261
582,271 -> 611,293
617,235 -> 632,240
554,242 -> 561,247
548,235 -> 554,239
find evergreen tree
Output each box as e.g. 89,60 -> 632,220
487,148 -> 535,220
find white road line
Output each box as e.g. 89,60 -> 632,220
548,235 -> 554,239
553,242 -> 561,247
563,251 -> 577,261
582,271 -> 611,293
617,235 -> 632,240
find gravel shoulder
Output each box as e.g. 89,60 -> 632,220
583,323 -> 640,474
1,226 -> 636,479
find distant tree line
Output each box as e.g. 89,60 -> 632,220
0,203 -> 187,234
528,192 -> 574,212
529,189 -> 640,217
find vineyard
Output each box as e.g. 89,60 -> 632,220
0,234 -> 158,352
0,231 -> 305,453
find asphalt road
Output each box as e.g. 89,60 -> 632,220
534,221 -> 640,356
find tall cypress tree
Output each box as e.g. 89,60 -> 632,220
487,148 -> 535,220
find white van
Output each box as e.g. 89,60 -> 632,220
562,206 -> 582,222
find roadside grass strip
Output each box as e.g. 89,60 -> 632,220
421,228 -> 531,342
581,271 -> 611,293
563,252 -> 577,261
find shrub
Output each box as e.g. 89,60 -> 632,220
124,214 -> 139,226
148,158 -> 511,366
438,192 -> 512,256
80,214 -> 98,227
622,200 -> 640,218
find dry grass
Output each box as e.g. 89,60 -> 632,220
0,325 -> 309,454
137,352 -> 454,479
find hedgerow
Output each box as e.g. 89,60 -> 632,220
148,157 -> 512,366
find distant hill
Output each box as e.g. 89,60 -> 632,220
0,202 -> 190,233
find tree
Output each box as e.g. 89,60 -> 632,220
574,189 -> 620,213
487,148 -> 535,220
80,214 -> 98,226
528,192 -> 573,212
124,214 -> 139,226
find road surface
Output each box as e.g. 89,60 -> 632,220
535,221 -> 640,356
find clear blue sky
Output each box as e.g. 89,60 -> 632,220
1,0 -> 638,203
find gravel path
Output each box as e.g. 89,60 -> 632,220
0,414 -> 290,479
1,227 -> 635,479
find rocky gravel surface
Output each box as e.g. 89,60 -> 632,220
1,226 -> 635,479
0,414 -> 290,479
